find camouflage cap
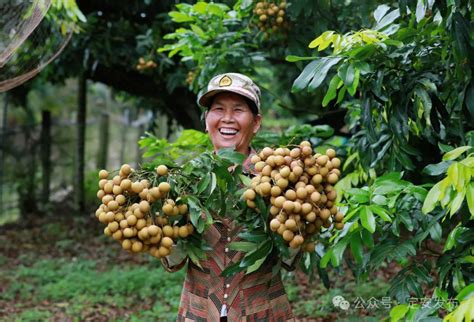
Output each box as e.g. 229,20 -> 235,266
197,73 -> 261,113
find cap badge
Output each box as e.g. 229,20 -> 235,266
219,75 -> 232,87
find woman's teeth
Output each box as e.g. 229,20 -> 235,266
219,128 -> 238,135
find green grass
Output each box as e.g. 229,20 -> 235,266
1,257 -> 185,321
284,271 -> 391,320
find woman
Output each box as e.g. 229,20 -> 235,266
163,73 -> 298,321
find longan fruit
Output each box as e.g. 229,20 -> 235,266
301,203 -> 313,215
99,169 -> 109,179
296,187 -> 308,199
158,182 -> 171,194
279,166 -> 291,178
251,155 -> 261,164
178,204 -> 188,215
120,179 -> 132,191
120,164 -> 132,176
123,228 -> 134,238
260,182 -> 272,196
331,158 -> 341,168
255,161 -> 266,171
283,200 -> 295,213
178,226 -> 189,238
139,200 -> 150,213
276,178 -> 289,189
246,200 -> 256,208
282,230 -> 294,242
305,185 -> 316,194
97,190 -> 105,200
320,209 -> 331,220
335,212 -> 344,222
326,148 -> 336,158
149,187 -> 162,199
112,230 -> 123,241
127,214 -> 138,226
293,235 -> 304,246
293,166 -> 304,177
300,140 -> 311,147
311,191 -> 321,203
293,202 -> 302,214
99,179 -> 107,189
161,236 -> 174,248
311,174 -> 323,185
156,165 -> 169,176
136,218 -> 146,230
162,204 -> 174,216
115,194 -> 126,205
122,239 -> 132,250
274,196 -> 286,208
271,186 -> 282,197
316,155 -> 329,166
270,206 -> 280,216
131,182 -> 143,193
335,222 -> 344,230
148,225 -> 161,236
306,211 -> 317,222
262,165 -> 272,177
103,182 -> 113,194
285,189 -> 296,201
302,146 -> 312,156
274,155 -> 285,166
131,241 -> 143,253
327,173 -> 339,184
285,219 -> 297,230
104,227 -> 112,236
270,218 -> 281,231
162,225 -> 174,237
158,246 -> 170,257
289,148 -> 301,158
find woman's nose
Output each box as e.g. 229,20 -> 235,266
221,109 -> 235,122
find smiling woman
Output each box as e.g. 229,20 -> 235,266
162,73 -> 298,321
200,73 -> 262,156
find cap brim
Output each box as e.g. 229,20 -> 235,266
198,88 -> 259,112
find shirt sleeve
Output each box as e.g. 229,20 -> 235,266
280,246 -> 303,271
161,244 -> 188,272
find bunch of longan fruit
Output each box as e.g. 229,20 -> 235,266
253,1 -> 288,35
136,57 -> 157,71
243,141 -> 344,250
95,164 -> 194,259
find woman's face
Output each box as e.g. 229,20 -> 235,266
205,92 -> 261,155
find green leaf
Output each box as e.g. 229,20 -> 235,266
422,181 -> 442,214
466,183 -> 474,217
456,284 -> 474,301
415,0 -> 426,23
285,55 -> 318,62
308,31 -> 335,50
322,75 -> 341,107
369,205 -> 392,222
308,57 -> 343,90
444,225 -> 463,252
449,190 -> 465,217
169,11 -> 194,23
375,9 -> 400,30
228,241 -> 257,252
246,257 -> 267,274
291,60 -> 320,92
423,161 -> 453,176
442,146 -> 472,161
374,4 -> 391,23
350,233 -> 363,264
217,148 -> 245,164
360,206 -> 376,233
428,222 -> 442,242
239,239 -> 272,268
390,304 -> 409,322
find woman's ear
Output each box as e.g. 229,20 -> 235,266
204,111 -> 208,132
253,114 -> 262,134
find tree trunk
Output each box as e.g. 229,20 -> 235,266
120,107 -> 129,165
40,109 -> 51,206
96,94 -> 109,170
76,74 -> 87,213
0,93 -> 8,214
135,123 -> 144,168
